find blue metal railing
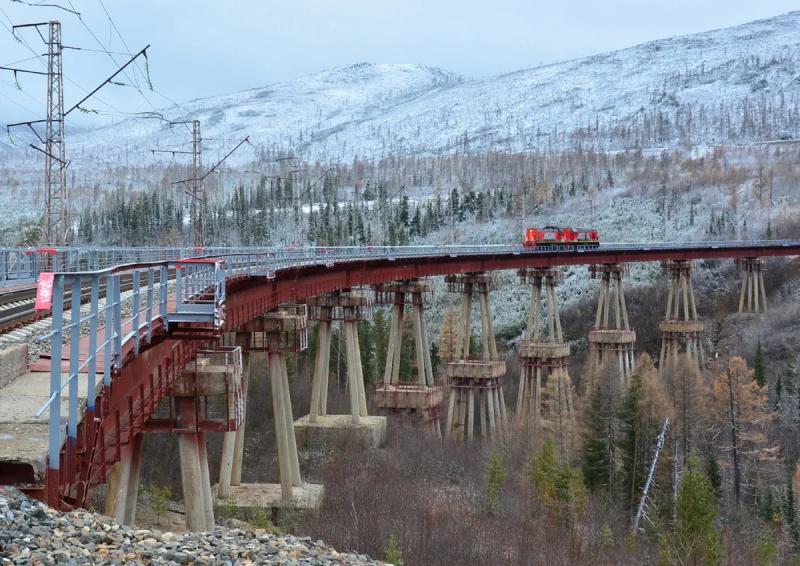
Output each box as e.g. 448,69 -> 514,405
35,257 -> 226,470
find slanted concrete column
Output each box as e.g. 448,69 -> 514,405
373,280 -> 442,431
220,309 -> 325,519
658,260 -> 705,375
104,433 -> 144,526
219,347 -> 250,498
736,257 -> 768,314
231,346 -> 251,486
587,264 -> 636,392
310,307 -> 332,422
517,268 -> 576,457
296,292 -> 385,448
280,359 -> 301,487
177,397 -> 213,531
443,273 -> 506,443
218,431 -> 236,500
270,352 -> 294,501
307,294 -> 372,423
239,305 -> 308,503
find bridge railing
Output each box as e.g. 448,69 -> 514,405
34,263 -> 175,479
6,239 -> 800,286
26,239 -> 800,499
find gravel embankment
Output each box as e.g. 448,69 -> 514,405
0,487 -> 383,565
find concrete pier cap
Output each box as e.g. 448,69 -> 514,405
294,414 -> 387,450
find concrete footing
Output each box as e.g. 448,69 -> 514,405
294,414 -> 387,450
213,482 -> 324,525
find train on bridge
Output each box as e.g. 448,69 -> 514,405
523,226 -> 600,248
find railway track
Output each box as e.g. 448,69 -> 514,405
0,286 -> 37,333
0,271 -> 165,341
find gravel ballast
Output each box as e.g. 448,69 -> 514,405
0,487 -> 383,565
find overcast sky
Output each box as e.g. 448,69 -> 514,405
0,0 -> 798,126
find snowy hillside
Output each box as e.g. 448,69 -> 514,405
3,11 -> 800,168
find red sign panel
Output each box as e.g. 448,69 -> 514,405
35,272 -> 55,312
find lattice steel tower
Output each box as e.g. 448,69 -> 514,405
44,21 -> 67,245
190,119 -> 204,247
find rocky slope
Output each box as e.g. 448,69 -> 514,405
0,487 -> 384,565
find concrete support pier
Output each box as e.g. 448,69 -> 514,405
216,306 -> 324,520
516,268 -> 576,457
587,264 -> 636,391
103,433 -> 143,526
735,257 -> 768,314
658,260 -> 705,374
373,280 -> 443,434
443,272 -> 507,443
294,291 -> 386,450
138,346 -> 245,531
217,332 -> 252,499
177,396 -> 215,532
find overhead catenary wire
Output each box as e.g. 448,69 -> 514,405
2,2 -> 162,121
0,9 -> 132,118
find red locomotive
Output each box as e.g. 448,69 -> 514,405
523,225 -> 600,248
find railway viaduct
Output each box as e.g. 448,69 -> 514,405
0,241 -> 795,529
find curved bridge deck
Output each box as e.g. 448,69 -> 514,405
0,240 -> 798,507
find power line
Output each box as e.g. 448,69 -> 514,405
67,0 -> 146,93
0,9 -> 130,117
2,3 -> 151,117
0,54 -> 40,67
9,0 -> 79,16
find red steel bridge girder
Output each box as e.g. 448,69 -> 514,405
31,243 -> 800,508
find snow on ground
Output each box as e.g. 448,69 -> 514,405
3,11 -> 800,170
419,179 -> 774,345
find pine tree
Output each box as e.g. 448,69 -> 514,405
582,390 -> 611,493
531,438 -> 587,520
659,456 -> 722,565
372,309 -> 390,377
384,535 -> 404,566
710,357 -> 773,505
484,450 -> 507,514
754,340 -> 766,387
358,320 -> 376,384
785,467 -> 799,547
619,354 -> 672,510
705,450 -> 723,499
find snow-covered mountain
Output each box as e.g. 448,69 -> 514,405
4,11 -> 800,168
